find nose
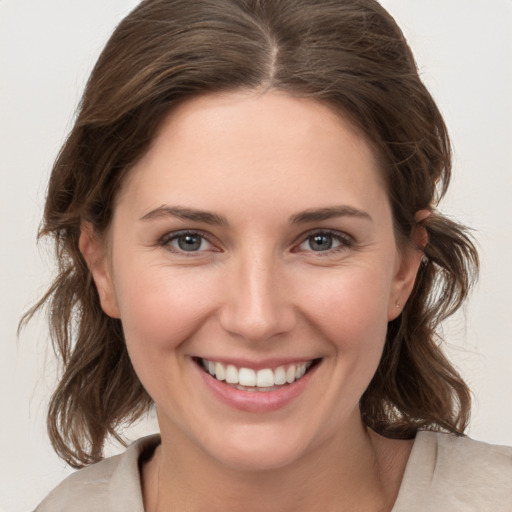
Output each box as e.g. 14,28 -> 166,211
219,251 -> 297,343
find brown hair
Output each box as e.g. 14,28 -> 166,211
24,0 -> 478,468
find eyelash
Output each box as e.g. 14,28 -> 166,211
293,229 -> 354,256
158,230 -> 217,256
158,229 -> 354,256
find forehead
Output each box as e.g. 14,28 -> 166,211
116,90 -> 388,221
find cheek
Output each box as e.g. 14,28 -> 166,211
295,262 -> 393,350
318,282 -> 389,391
112,261 -> 220,354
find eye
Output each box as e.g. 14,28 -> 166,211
161,231 -> 214,253
296,230 -> 352,253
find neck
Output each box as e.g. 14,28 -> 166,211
142,417 -> 411,512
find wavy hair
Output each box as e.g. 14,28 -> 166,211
23,0 -> 478,468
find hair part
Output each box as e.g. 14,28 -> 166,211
23,0 -> 478,468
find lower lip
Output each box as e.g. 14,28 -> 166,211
196,362 -> 319,413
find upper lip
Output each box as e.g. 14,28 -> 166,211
193,356 -> 321,371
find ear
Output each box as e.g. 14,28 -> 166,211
79,223 -> 121,319
387,210 -> 430,321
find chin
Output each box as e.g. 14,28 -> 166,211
199,424 -> 316,472
210,444 -> 305,473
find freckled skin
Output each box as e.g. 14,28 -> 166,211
82,90 -> 422,510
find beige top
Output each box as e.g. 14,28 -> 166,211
35,431 -> 512,511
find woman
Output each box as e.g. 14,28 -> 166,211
28,0 -> 511,510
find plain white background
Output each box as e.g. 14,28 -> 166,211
1,1 -> 511,510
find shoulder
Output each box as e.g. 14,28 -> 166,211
34,434 -> 160,512
421,431 -> 512,487
432,430 -> 512,463
394,431 -> 512,511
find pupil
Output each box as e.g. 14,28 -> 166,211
178,235 -> 201,251
310,234 -> 332,251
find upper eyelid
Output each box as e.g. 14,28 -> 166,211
160,229 -> 212,241
159,229 -> 219,250
157,228 -> 353,251
291,229 -> 355,255
295,228 -> 354,245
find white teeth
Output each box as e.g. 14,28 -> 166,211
214,362 -> 226,381
274,366 -> 287,385
225,364 -> 238,384
286,365 -> 296,384
256,368 -> 274,387
239,367 -> 256,387
201,359 -> 314,389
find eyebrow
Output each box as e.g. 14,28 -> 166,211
289,206 -> 372,224
140,204 -> 372,226
140,206 -> 228,225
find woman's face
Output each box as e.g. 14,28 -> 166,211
85,90 -> 421,471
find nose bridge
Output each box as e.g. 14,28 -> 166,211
219,247 -> 295,342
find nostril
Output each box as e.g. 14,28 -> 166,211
219,305 -> 297,343
218,270 -> 297,342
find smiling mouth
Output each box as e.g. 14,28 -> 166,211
195,358 -> 321,392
